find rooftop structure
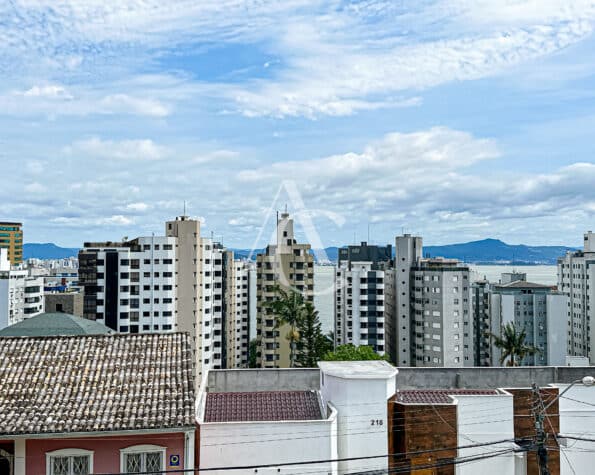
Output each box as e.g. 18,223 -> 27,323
0,312 -> 113,337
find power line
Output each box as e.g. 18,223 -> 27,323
93,438 -> 522,475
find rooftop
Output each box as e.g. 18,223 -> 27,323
396,389 -> 500,404
318,360 -> 397,380
0,312 -> 114,337
204,390 -> 323,423
0,333 -> 195,436
495,280 -> 554,290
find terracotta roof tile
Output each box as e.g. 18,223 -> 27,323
396,389 -> 499,404
0,333 -> 195,435
204,390 -> 323,422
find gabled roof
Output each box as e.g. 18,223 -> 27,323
0,333 -> 195,436
204,390 -> 323,423
396,389 -> 500,404
0,312 -> 114,337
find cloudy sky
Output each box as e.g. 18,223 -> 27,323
2,0 -> 595,248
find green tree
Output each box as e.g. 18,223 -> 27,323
263,286 -> 305,368
490,322 -> 539,366
248,339 -> 258,368
295,302 -> 333,367
322,344 -> 389,362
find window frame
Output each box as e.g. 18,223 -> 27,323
46,448 -> 94,475
120,445 -> 166,474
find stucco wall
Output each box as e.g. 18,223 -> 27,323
26,432 -> 186,475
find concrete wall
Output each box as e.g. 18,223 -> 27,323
207,368 -> 320,393
44,293 -> 84,317
207,367 -> 595,392
395,366 -> 595,389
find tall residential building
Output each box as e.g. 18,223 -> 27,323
226,259 -> 251,368
389,234 -> 472,367
79,236 -> 177,333
490,277 -> 568,366
0,250 -> 44,329
0,222 -> 23,266
471,279 -> 492,366
557,231 -> 595,362
334,242 -> 392,356
256,212 -> 314,368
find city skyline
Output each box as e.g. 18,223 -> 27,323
2,1 -> 595,247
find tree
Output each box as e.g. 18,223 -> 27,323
490,322 -> 539,366
295,302 -> 333,367
248,339 -> 258,368
263,286 -> 305,368
322,344 -> 389,362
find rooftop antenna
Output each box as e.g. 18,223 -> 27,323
183,200 -> 187,217
367,223 -> 370,244
284,203 -> 288,214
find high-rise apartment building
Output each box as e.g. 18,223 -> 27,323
79,217 -> 251,384
557,231 -> 595,362
256,212 -> 314,368
471,279 -> 492,366
0,248 -> 44,328
334,242 -> 392,356
226,259 -> 251,368
490,277 -> 567,366
389,234 -> 472,367
0,222 -> 23,266
79,236 -> 177,333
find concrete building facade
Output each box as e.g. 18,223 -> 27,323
256,212 -> 314,368
557,231 -> 595,362
389,234 -> 472,367
0,222 -> 23,266
334,242 -> 392,356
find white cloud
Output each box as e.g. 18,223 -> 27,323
66,138 -> 168,161
19,85 -> 72,99
125,202 -> 150,212
98,94 -> 170,117
99,215 -> 134,226
24,182 -> 47,193
193,150 -> 240,164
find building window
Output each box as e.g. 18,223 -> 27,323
47,449 -> 93,475
120,445 -> 165,474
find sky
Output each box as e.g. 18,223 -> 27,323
2,0 -> 595,248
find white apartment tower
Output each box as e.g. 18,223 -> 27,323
79,236 -> 177,333
557,231 -> 595,362
334,243 -> 393,356
0,248 -> 45,329
389,234 -> 472,367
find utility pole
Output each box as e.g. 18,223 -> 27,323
532,382 -> 550,475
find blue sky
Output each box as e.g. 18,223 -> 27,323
1,0 -> 595,248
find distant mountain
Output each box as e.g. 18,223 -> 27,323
24,239 -> 577,265
423,239 -> 576,265
24,243 -> 79,260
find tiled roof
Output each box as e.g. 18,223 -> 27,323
0,333 -> 195,435
396,389 -> 499,404
0,312 -> 114,337
204,390 -> 323,422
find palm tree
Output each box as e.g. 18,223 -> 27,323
490,322 -> 539,366
263,285 -> 305,367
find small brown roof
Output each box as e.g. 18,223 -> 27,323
0,333 -> 195,436
204,390 -> 323,423
396,389 -> 500,404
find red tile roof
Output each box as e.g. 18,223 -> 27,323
396,389 -> 499,405
204,390 -> 323,423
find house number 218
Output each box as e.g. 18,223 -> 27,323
370,419 -> 384,426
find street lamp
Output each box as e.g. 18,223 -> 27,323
534,375 -> 595,475
543,375 -> 595,410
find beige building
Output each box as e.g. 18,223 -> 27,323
256,212 -> 314,368
165,216 -> 204,382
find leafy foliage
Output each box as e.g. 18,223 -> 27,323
322,344 -> 390,362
